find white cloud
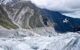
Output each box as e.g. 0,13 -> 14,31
30,0 -> 80,18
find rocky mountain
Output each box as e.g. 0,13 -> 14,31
41,9 -> 80,33
0,1 -> 52,29
0,4 -> 18,29
0,0 -> 80,32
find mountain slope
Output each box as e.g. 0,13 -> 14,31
41,9 -> 80,33
0,1 -> 52,29
0,5 -> 18,29
1,0 -> 80,32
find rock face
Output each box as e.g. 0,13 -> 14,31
0,1 -> 52,29
0,5 -> 18,29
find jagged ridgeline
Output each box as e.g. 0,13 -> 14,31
0,1 -> 52,29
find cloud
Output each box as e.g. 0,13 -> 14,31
30,0 -> 80,18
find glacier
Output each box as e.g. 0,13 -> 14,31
0,27 -> 80,50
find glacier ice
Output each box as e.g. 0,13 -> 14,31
0,27 -> 80,50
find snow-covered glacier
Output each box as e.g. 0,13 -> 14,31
0,27 -> 80,50
0,29 -> 80,50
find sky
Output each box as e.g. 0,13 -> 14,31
30,0 -> 80,18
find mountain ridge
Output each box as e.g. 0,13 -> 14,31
0,1 -> 52,29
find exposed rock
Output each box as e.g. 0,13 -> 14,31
0,1 -> 52,29
0,5 -> 18,29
